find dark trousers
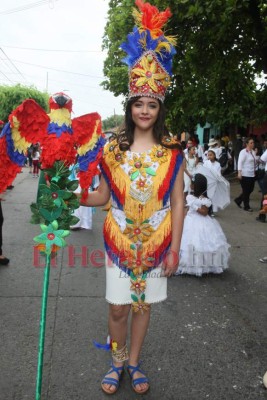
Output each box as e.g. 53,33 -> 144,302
236,176 -> 255,209
258,173 -> 267,221
33,160 -> 39,175
0,202 -> 3,256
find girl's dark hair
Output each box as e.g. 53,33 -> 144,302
116,97 -> 181,151
208,149 -> 217,161
32,145 -> 38,157
193,173 -> 208,198
245,137 -> 254,145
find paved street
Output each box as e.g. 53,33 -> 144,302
0,167 -> 267,400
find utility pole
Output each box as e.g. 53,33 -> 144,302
114,108 -> 117,128
46,72 -> 48,92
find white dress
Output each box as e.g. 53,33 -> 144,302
70,184 -> 93,229
184,156 -> 197,193
69,165 -> 93,230
176,195 -> 230,276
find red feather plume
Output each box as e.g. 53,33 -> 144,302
135,0 -> 172,38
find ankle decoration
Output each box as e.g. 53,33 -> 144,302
112,344 -> 129,363
93,335 -> 128,361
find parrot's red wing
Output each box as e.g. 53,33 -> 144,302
9,99 -> 49,144
0,139 -> 21,193
71,112 -> 101,145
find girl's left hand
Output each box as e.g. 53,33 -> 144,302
163,250 -> 179,277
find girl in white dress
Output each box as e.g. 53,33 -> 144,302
183,146 -> 198,198
176,173 -> 230,276
203,150 -> 221,174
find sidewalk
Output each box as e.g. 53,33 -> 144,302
0,167 -> 266,400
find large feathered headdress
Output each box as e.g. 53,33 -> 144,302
121,0 -> 176,102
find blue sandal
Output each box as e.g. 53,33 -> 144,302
101,362 -> 124,395
127,362 -> 150,394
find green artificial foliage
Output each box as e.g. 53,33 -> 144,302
30,161 -> 80,234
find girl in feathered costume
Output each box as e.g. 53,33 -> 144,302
80,1 -> 184,395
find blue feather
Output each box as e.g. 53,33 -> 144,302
93,340 -> 111,351
48,122 -> 73,138
121,27 -> 176,74
3,122 -> 27,166
77,136 -> 106,172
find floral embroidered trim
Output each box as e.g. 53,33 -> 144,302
130,272 -> 147,294
128,153 -> 155,180
131,294 -> 151,314
150,145 -> 169,164
123,218 -> 154,242
135,177 -> 149,191
122,244 -> 154,313
108,142 -> 126,168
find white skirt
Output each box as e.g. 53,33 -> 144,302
70,206 -> 92,229
176,212 -> 230,277
105,256 -> 167,305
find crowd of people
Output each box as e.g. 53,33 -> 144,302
180,131 -> 267,266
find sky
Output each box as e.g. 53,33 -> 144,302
0,0 -> 125,120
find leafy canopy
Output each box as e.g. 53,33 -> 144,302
0,84 -> 49,122
102,0 -> 267,132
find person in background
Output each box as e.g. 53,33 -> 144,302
208,138 -> 221,159
184,145 -> 198,200
195,136 -> 204,162
183,138 -> 193,155
203,149 -> 221,217
27,144 -> 34,174
256,148 -> 267,223
202,143 -> 209,163
32,145 -> 41,178
176,173 -> 230,276
69,163 -> 93,230
234,138 -> 256,212
203,149 -> 221,174
0,195 -> 9,266
0,118 -> 9,263
217,139 -> 232,174
233,134 -> 243,171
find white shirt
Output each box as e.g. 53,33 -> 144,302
197,144 -> 203,159
261,149 -> 267,172
237,148 -> 256,177
203,159 -> 221,174
32,151 -> 40,161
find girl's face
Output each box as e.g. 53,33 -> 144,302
208,151 -> 216,161
189,146 -> 196,156
247,139 -> 254,150
131,97 -> 160,131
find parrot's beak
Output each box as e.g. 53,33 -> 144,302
55,95 -> 68,107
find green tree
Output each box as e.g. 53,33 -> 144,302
102,114 -> 124,130
0,84 -> 49,122
102,0 -> 267,133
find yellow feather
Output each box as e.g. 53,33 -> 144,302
77,120 -> 100,156
48,109 -> 71,126
156,42 -> 172,53
132,8 -> 142,27
11,116 -> 30,153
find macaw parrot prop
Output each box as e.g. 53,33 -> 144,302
0,92 -> 105,197
0,92 -> 106,400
